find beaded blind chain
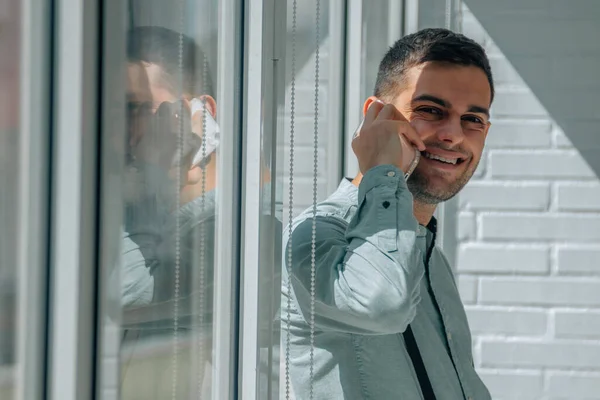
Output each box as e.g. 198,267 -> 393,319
171,5 -> 185,397
284,0 -> 297,398
309,1 -> 320,399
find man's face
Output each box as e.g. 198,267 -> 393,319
390,62 -> 491,204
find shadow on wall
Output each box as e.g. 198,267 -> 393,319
464,0 -> 600,176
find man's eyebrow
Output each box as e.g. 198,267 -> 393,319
412,94 -> 490,118
412,94 -> 449,108
468,105 -> 490,118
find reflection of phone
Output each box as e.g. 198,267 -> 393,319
190,98 -> 220,168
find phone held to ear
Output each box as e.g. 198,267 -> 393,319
190,98 -> 220,168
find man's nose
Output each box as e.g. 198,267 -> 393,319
435,117 -> 465,145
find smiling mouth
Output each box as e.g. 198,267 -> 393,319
422,151 -> 466,165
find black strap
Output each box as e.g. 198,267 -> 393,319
404,325 -> 437,400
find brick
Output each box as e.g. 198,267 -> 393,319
458,275 -> 477,304
461,14 -> 488,46
555,310 -> 600,339
490,151 -> 596,179
282,116 -> 330,147
481,213 -> 600,242
487,56 -> 525,86
492,89 -> 547,117
479,277 -> 600,306
546,371 -> 600,399
477,369 -> 543,399
471,151 -> 487,179
484,40 -> 503,57
486,119 -> 552,148
457,211 -> 476,241
465,306 -> 547,335
459,182 -> 550,211
554,127 -> 573,148
557,246 -> 600,275
457,243 -> 549,274
556,182 -> 600,211
286,86 -> 328,119
481,340 -> 600,369
281,146 -> 329,178
282,177 -> 329,213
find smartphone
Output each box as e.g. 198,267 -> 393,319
190,98 -> 220,168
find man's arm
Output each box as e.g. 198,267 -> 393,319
287,165 -> 424,335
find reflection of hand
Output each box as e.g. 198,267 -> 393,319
352,100 -> 425,174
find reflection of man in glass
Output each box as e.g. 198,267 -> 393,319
123,26 -> 221,316
283,29 -> 493,399
119,27 -> 221,398
122,26 -> 282,398
117,61 -> 157,308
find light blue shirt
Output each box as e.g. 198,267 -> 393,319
282,165 -> 490,400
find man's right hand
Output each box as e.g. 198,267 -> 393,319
351,100 -> 426,174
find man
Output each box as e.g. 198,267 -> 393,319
283,28 -> 493,399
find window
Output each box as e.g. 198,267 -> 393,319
96,0 -> 242,398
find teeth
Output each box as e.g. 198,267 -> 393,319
424,152 -> 458,165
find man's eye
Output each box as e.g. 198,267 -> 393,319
463,115 -> 484,124
418,107 -> 442,115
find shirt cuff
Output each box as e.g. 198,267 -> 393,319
358,165 -> 407,204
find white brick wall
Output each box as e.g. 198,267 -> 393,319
457,5 -> 600,399
280,36 -> 334,219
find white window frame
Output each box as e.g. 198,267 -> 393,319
16,0 -> 53,398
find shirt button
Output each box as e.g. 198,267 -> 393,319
387,171 -> 396,177
447,332 -> 452,341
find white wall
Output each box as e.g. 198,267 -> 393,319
457,5 -> 600,399
281,36 -> 333,219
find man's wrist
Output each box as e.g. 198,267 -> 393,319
358,165 -> 406,204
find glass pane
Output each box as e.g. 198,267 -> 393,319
97,0 -> 233,398
281,0 -> 333,218
360,0 -> 397,103
0,0 -> 21,397
279,0 -> 335,398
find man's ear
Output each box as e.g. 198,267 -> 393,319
200,95 -> 217,118
362,96 -> 381,116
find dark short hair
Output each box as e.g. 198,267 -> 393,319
374,28 -> 494,104
127,26 -> 215,98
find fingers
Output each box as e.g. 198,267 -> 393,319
363,99 -> 386,126
358,98 -> 426,151
395,121 -> 426,151
374,103 -> 404,122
